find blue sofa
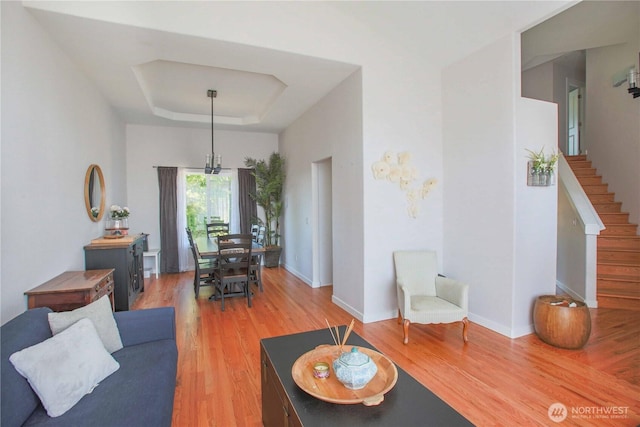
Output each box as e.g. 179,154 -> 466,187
1,307 -> 178,427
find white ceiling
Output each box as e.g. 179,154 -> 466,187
25,1 -> 636,134
26,6 -> 359,133
521,1 -> 639,71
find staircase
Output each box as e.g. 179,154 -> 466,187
565,155 -> 640,310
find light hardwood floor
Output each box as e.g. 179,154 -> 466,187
133,267 -> 640,426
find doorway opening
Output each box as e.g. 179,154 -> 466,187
567,79 -> 585,156
311,158 -> 333,288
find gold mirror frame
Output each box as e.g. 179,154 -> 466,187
84,164 -> 106,222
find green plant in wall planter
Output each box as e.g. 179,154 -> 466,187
245,152 -> 286,267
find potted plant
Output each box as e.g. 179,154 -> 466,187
245,152 -> 286,267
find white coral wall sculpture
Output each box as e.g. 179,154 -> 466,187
371,151 -> 437,218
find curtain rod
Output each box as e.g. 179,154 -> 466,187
152,165 -> 234,170
152,165 -> 201,169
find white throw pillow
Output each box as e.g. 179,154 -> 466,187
48,295 -> 123,353
9,318 -> 120,417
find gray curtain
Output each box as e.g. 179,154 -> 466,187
238,168 -> 257,234
157,167 -> 179,273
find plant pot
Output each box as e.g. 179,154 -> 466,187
263,246 -> 282,268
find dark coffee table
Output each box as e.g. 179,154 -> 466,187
260,328 -> 472,426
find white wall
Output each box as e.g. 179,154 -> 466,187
126,125 -> 278,250
1,2 -> 127,324
584,40 -> 640,229
280,70 -> 364,316
443,35 -> 557,338
522,62 -> 554,102
522,57 -> 585,155
514,97 -> 558,336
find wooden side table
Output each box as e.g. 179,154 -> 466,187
25,269 -> 115,312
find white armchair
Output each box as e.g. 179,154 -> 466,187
393,250 -> 469,344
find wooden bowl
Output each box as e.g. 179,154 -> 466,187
533,295 -> 591,349
291,345 -> 398,406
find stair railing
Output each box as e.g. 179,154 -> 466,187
557,153 -> 605,307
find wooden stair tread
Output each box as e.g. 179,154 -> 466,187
598,272 -> 640,282
598,258 -> 640,266
582,184 -> 609,194
572,166 -> 596,174
597,289 -> 640,299
598,248 -> 640,254
602,223 -> 637,228
600,224 -> 639,236
577,176 -> 603,185
598,237 -> 640,250
597,287 -> 640,298
593,202 -> 623,212
598,250 -> 640,263
589,194 -> 616,202
598,213 -> 631,223
599,235 -> 640,241
596,295 -> 640,310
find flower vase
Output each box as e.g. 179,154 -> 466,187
532,171 -> 541,186
105,217 -> 129,237
539,172 -> 548,186
548,171 -> 556,186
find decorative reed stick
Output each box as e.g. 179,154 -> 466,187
325,318 -> 338,346
341,319 -> 355,348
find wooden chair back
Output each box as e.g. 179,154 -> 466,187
207,222 -> 230,237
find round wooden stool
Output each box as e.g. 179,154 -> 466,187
533,295 -> 591,349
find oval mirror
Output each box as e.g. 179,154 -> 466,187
84,164 -> 105,222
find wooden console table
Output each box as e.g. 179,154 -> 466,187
261,328 -> 472,426
25,269 -> 115,312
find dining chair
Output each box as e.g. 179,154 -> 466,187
213,234 -> 253,311
250,253 -> 263,292
186,228 -> 217,298
256,226 -> 266,245
206,222 -> 230,238
393,250 -> 469,344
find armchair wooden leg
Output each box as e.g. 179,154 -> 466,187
462,317 -> 469,343
397,310 -> 402,324
402,319 -> 410,345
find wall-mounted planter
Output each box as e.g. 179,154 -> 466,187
527,161 -> 555,186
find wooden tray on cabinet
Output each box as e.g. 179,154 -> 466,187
291,345 -> 398,406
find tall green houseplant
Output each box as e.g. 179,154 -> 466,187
245,152 -> 286,267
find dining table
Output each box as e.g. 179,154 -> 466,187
194,234 -> 265,258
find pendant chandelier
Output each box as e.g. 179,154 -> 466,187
205,89 -> 222,174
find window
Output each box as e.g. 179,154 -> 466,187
185,172 -> 232,238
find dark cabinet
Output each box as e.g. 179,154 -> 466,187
261,343 -> 302,427
84,235 -> 144,311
